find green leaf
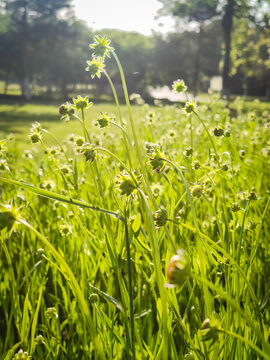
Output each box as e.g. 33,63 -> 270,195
0,177 -> 124,222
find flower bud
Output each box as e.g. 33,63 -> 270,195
153,208 -> 168,227
166,249 -> 190,287
191,184 -> 203,198
89,293 -> 99,303
213,126 -> 224,137
12,349 -> 30,360
231,202 -> 240,212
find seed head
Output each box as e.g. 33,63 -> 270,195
213,126 -> 224,137
191,183 -> 203,198
29,131 -> 42,144
166,249 -> 190,287
183,101 -> 196,116
90,35 -> 113,59
153,208 -> 168,227
231,202 -> 240,212
96,112 -> 113,128
85,57 -> 105,78
72,95 -> 93,111
172,79 -> 187,94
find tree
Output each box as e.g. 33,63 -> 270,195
157,0 -> 270,96
1,0 -> 72,99
157,0 -> 219,95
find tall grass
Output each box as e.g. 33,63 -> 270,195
0,37 -> 270,359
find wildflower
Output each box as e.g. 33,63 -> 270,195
146,145 -> 166,173
12,349 -> 30,360
78,143 -> 96,163
35,335 -> 45,345
90,35 -> 113,58
41,180 -> 55,191
184,146 -> 193,157
213,126 -> 224,137
60,164 -> 72,176
151,182 -> 163,198
28,130 -> 42,144
0,140 -> 7,156
85,57 -> 105,78
75,136 -> 85,147
96,112 -> 113,128
191,183 -> 203,198
0,159 -> 9,171
59,223 -> 72,236
231,202 -> 240,212
59,102 -> 75,120
224,130 -> 231,137
192,160 -> 200,170
166,249 -> 190,287
183,100 -> 196,116
246,191 -> 257,201
46,147 -> 59,156
172,79 -> 187,94
45,307 -> 58,319
153,208 -> 168,227
239,149 -> 246,157
30,121 -> 42,132
221,164 -> 229,171
89,293 -> 99,303
72,95 -> 93,111
115,172 -> 138,197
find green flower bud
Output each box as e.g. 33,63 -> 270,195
72,96 -> 93,111
192,160 -> 200,170
166,249 -> 190,287
29,131 -> 42,144
183,101 -> 196,116
224,130 -> 231,137
221,164 -> 229,171
90,35 -> 113,59
184,146 -> 193,157
213,126 -> 224,137
191,184 -> 203,198
89,293 -> 99,303
96,112 -> 113,128
75,136 -> 85,147
153,208 -> 168,227
85,57 -> 105,79
231,202 -> 240,212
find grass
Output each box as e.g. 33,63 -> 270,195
1,40 -> 270,360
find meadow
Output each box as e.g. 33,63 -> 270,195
0,37 -> 270,360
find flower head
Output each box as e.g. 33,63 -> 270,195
72,96 -> 93,111
153,208 -> 168,227
172,79 -> 187,94
183,100 -> 196,116
59,102 -> 75,120
12,349 -> 30,360
96,112 -> 113,128
85,57 -> 105,78
90,35 -> 113,59
115,172 -> 139,197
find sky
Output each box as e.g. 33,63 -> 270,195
72,0 -> 175,35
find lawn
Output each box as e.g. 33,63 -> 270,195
1,95 -> 270,359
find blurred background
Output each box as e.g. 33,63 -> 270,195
0,0 -> 269,102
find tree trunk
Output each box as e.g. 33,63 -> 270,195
266,70 -> 270,101
20,3 -> 31,100
222,0 -> 234,98
193,24 -> 203,97
20,77 -> 31,100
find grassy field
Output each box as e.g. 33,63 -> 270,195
1,87 -> 270,359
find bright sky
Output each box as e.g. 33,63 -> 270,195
73,0 -> 174,35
